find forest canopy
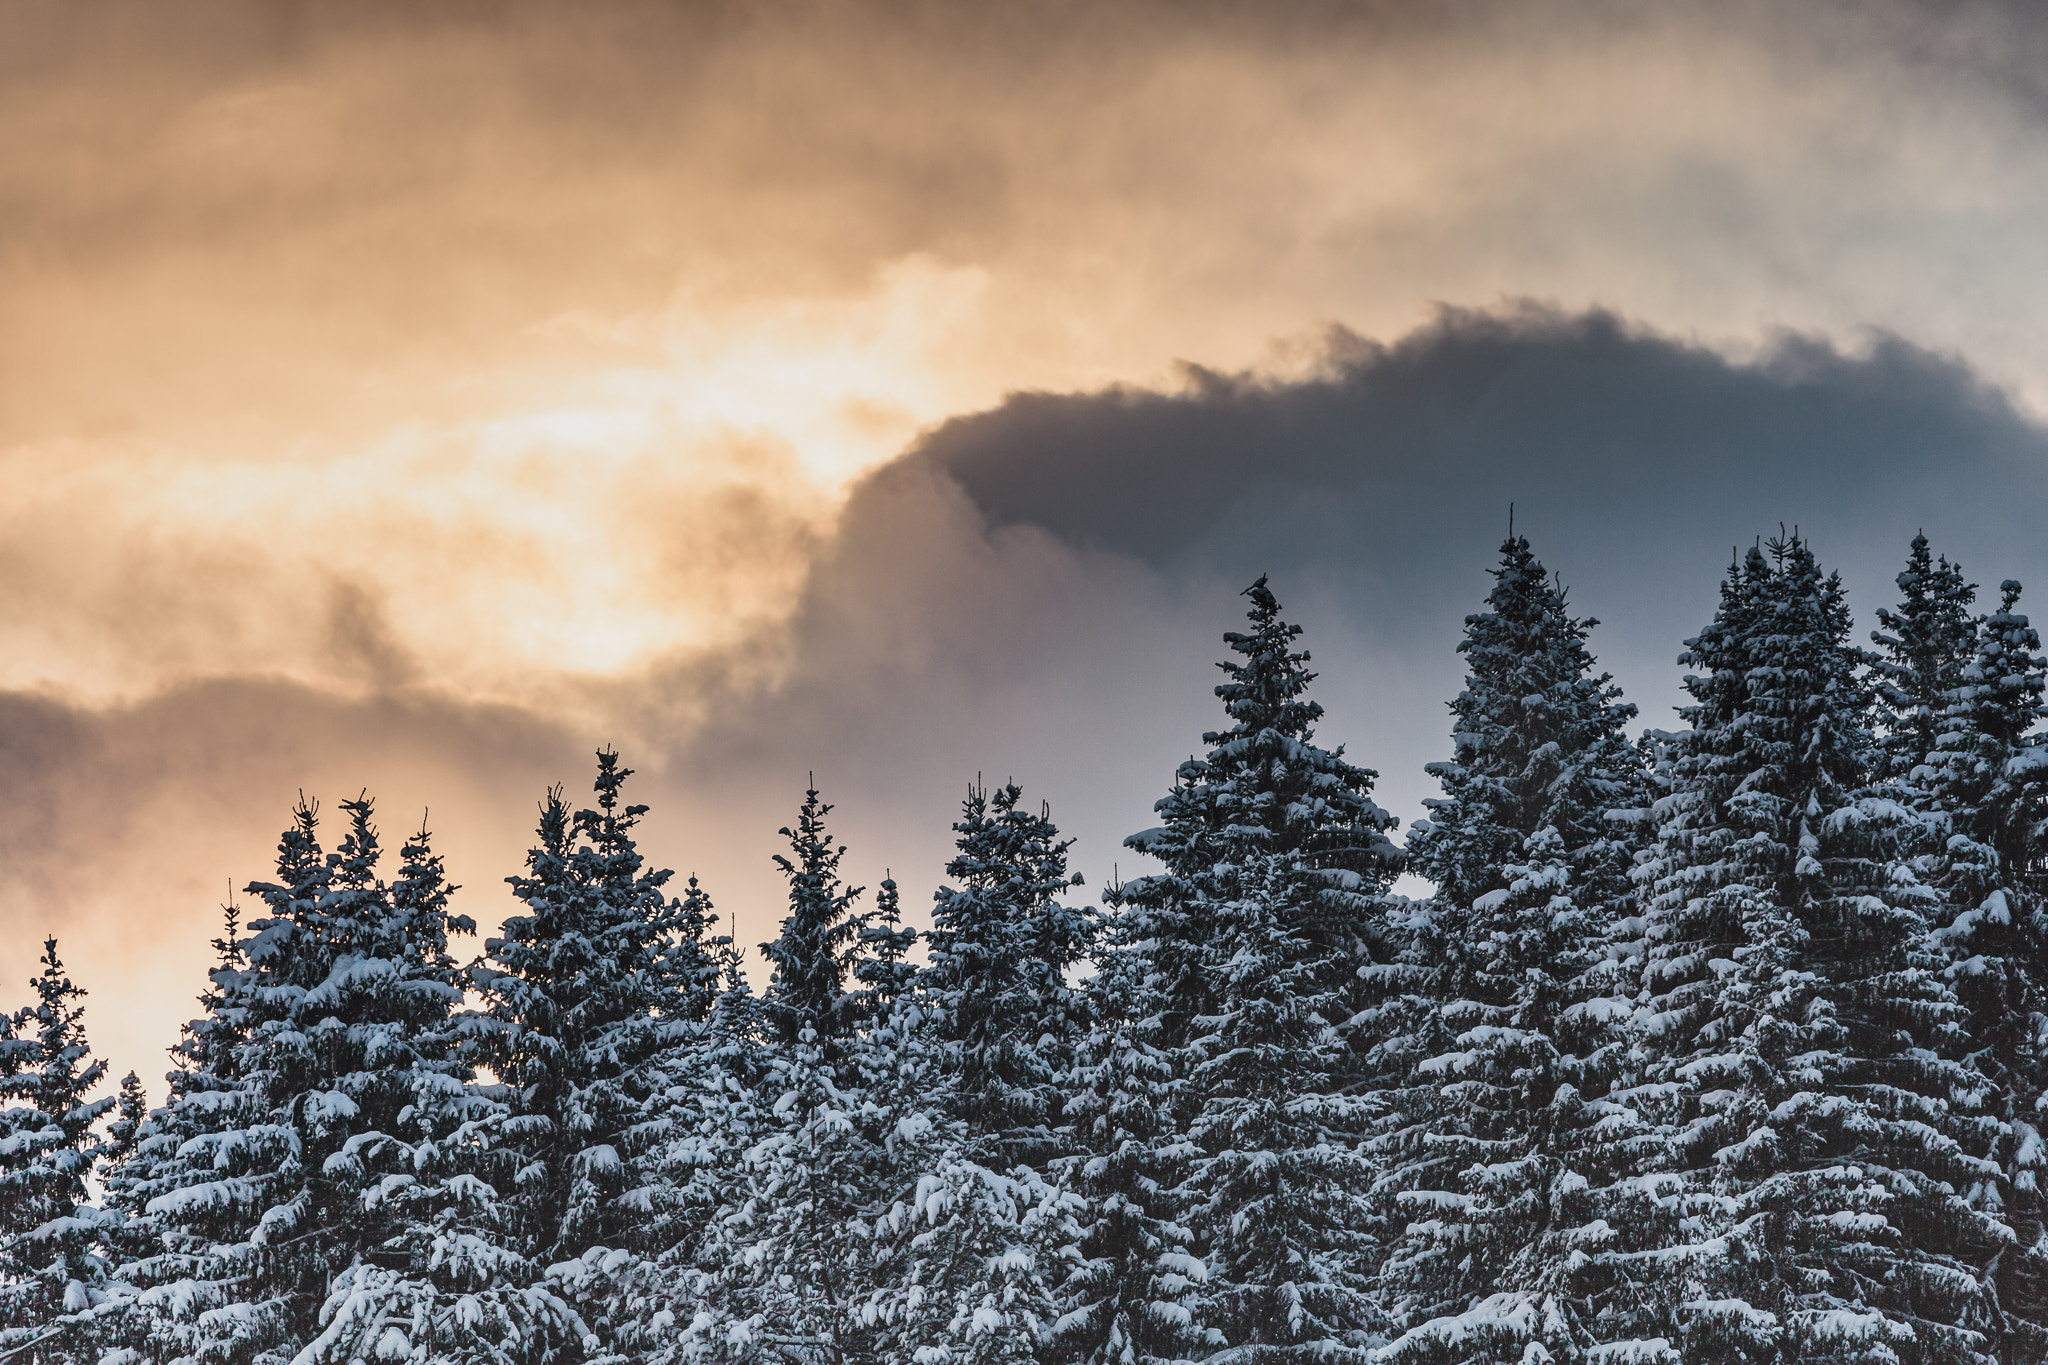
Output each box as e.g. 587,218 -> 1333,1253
2,527 -> 2043,1365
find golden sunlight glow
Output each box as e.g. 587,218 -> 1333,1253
0,258 -> 1004,708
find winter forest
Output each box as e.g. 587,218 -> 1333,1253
4,527 -> 2046,1365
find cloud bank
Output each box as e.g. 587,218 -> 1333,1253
13,0 -> 2048,704
12,305 -> 2048,1088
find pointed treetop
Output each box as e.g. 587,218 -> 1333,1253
762,782 -> 868,1049
1871,532 -> 1978,778
1126,575 -> 1399,910
1410,531 -> 1639,908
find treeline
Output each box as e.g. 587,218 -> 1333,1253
0,529 -> 2044,1364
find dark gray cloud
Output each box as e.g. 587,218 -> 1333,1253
926,305 -> 2034,584
660,304 -> 2048,910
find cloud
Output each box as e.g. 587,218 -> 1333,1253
9,302 -> 2048,1094
919,304 -> 2037,596
8,301 -> 2048,1097
651,304 -> 2048,932
17,1 -> 2048,1091
13,0 -> 2048,712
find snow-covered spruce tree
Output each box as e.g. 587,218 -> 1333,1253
656,788 -> 891,1364
1622,534 -> 2003,1363
685,1021 -> 889,1363
920,779 -> 1096,1169
854,874 -> 920,1024
107,798 -> 338,1358
0,937 -> 117,1357
1371,533 -> 1650,1362
104,1071 -> 148,1169
1923,580 -> 2048,1357
1871,533 -> 1979,781
1114,576 -> 1402,1360
813,782 -> 1102,1365
115,797 -> 573,1363
760,782 -> 873,1057
853,995 -> 1079,1365
99,895 -> 261,1357
1178,848 -> 1388,1363
1373,825 -> 1654,1365
1052,909 -> 1206,1365
474,750 -> 726,1279
101,898 -> 252,1282
545,889 -> 767,1365
297,812 -> 579,1365
1406,532 -> 1644,913
655,783 -> 1075,1365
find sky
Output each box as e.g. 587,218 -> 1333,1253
9,0 -> 2048,1090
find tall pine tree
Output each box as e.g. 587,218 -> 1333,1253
1923,580 -> 2048,1358
474,750 -> 726,1278
1115,577 -> 1402,1360
1374,534 -> 1649,1363
1624,534 -> 2003,1363
1407,531 -> 1643,912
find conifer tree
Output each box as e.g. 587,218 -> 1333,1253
115,796 -> 572,1363
656,785 -> 1088,1365
0,937 -> 117,1355
103,1070 -> 147,1168
1374,828 -> 1651,1365
568,781 -> 897,1363
475,750 -> 725,1276
1179,850 -> 1384,1361
854,994 -> 1078,1365
1373,533 -> 1649,1362
1924,580 -> 2048,1357
854,874 -> 920,1023
1114,577 -> 1402,1359
1623,534 -> 2003,1363
1407,531 -> 1644,911
1871,532 -> 1979,779
676,1015 -> 892,1362
101,898 -> 252,1292
826,782 -> 1100,1365
921,779 -> 1095,1168
761,782 -> 870,1056
544,907 -> 767,1362
1053,914 -> 1207,1365
1121,579 -> 1401,1052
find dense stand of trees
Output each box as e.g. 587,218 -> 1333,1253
2,528 -> 2045,1363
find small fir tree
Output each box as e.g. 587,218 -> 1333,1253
0,938 -> 117,1356
921,779 -> 1096,1168
1871,532 -> 1979,779
761,783 -> 869,1056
